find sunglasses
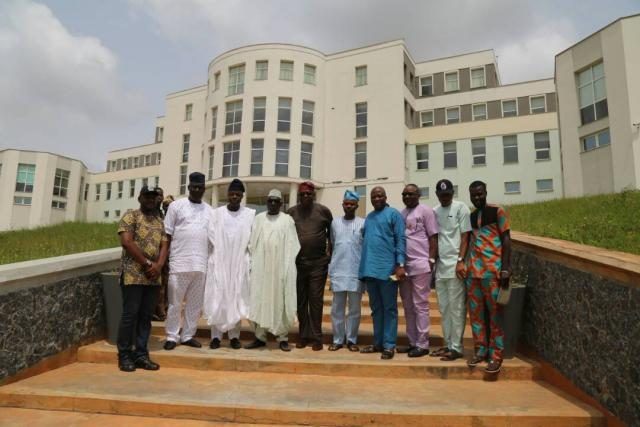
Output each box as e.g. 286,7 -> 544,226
401,192 -> 418,197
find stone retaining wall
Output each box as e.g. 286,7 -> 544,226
512,232 -> 640,427
0,248 -> 120,381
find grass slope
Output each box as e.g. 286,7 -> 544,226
0,222 -> 119,265
507,190 -> 640,255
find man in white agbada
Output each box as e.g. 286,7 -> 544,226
203,179 -> 255,350
245,189 -> 300,352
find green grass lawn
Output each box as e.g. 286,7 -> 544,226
0,222 -> 119,265
506,190 -> 640,255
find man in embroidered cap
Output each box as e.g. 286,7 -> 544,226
203,179 -> 255,350
328,189 -> 365,351
287,181 -> 333,351
246,189 -> 300,351
163,172 -> 213,350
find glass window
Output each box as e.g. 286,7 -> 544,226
106,183 -> 112,200
502,100 -> 517,117
356,102 -> 367,138
280,60 -> 293,81
228,64 -> 245,95
416,145 -> 429,170
582,128 -> 611,152
445,71 -> 459,92
52,200 -> 67,209
420,111 -> 433,127
577,62 -> 607,125
277,97 -> 292,132
222,141 -> 240,177
505,181 -> 520,194
470,67 -> 485,88
179,165 -> 187,195
355,142 -> 367,179
503,135 -> 518,163
472,103 -> 487,121
301,101 -> 314,136
536,179 -> 553,192
84,183 -> 89,201
133,156 -> 139,168
214,72 -> 220,90
185,103 -> 193,121
52,168 -> 70,198
117,181 -> 123,199
155,126 -> 164,143
250,139 -> 263,176
418,187 -> 429,199
355,66 -> 367,86
304,64 -> 316,85
208,147 -> 215,180
115,209 -> 121,218
14,196 -> 32,205
275,139 -> 290,176
471,138 -> 486,166
534,132 -> 551,160
15,163 -> 35,193
530,95 -> 546,114
443,141 -> 457,168
95,183 -> 101,201
210,107 -> 217,139
129,179 -> 135,198
253,97 -> 266,132
255,60 -> 268,80
446,107 -> 460,124
104,211 -> 109,218
225,100 -> 243,135
300,142 -> 313,179
182,134 -> 190,163
420,76 -> 432,96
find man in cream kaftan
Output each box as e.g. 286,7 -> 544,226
203,179 -> 255,350
245,189 -> 300,351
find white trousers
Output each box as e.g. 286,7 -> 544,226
211,323 -> 241,340
435,277 -> 467,353
166,271 -> 205,343
331,291 -> 363,345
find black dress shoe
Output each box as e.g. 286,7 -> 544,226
163,340 -> 177,351
118,359 -> 136,372
381,348 -> 395,360
279,341 -> 291,352
396,345 -> 416,354
360,345 -> 383,354
295,339 -> 308,349
230,338 -> 242,349
209,338 -> 221,349
311,341 -> 323,351
181,338 -> 202,348
135,357 -> 160,370
244,339 -> 266,349
408,347 -> 430,358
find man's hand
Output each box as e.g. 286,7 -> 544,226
145,262 -> 162,281
455,260 -> 466,280
394,265 -> 406,281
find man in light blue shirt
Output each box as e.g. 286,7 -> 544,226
328,190 -> 365,352
358,186 -> 406,360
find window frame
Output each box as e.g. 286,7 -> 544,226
534,131 -> 551,161
581,128 -> 611,152
225,100 -> 243,135
277,97 -> 292,133
355,102 -> 367,138
185,103 -> 193,121
301,100 -> 314,136
419,75 -> 433,96
504,181 -> 521,194
279,60 -> 294,81
355,142 -> 367,179
471,138 -> 486,166
179,165 -> 187,195
228,64 -> 245,96
304,64 -> 316,85
529,95 -> 547,114
52,168 -> 70,198
444,70 -> 459,92
129,179 -> 135,198
420,110 -> 433,127
255,60 -> 268,81
443,141 -> 457,168
14,196 -> 32,206
355,65 -> 367,86
501,99 -> 518,117
182,134 -> 190,163
577,62 -> 607,125
536,178 -> 554,192
208,146 -> 215,180
470,66 -> 486,89
210,107 -> 218,139
214,72 -> 220,91
300,142 -> 313,179
472,103 -> 487,121
415,144 -> 429,170
502,135 -> 519,164
275,139 -> 290,177
446,106 -> 460,124
222,141 -> 240,177
15,163 -> 36,193
250,139 -> 264,176
252,97 -> 266,132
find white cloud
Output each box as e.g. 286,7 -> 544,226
0,0 -> 150,170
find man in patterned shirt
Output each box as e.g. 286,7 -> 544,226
117,185 -> 169,372
465,180 -> 511,375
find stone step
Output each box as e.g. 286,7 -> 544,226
78,339 -> 539,381
322,308 -> 441,325
323,295 -> 441,310
151,320 -> 473,347
0,363 -> 604,426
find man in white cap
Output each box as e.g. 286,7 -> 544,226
245,189 -> 300,351
203,178 -> 255,350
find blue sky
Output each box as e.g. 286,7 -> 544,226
1,0 -> 638,170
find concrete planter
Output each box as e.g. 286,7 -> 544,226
101,272 -> 122,345
501,282 -> 526,359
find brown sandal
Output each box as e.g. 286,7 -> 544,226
467,354 -> 487,367
328,344 -> 343,351
440,350 -> 463,361
429,347 -> 449,357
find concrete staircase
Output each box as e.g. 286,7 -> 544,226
0,287 -> 604,426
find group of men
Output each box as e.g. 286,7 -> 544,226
116,171 -> 511,376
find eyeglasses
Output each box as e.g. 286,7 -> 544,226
401,192 -> 418,197
300,192 -> 314,196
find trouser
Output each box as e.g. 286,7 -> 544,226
117,283 -> 159,361
154,268 -> 168,319
211,323 -> 241,340
365,278 -> 398,350
253,322 -> 288,343
466,277 -> 504,361
435,277 -> 467,353
296,262 -> 328,343
399,272 -> 431,350
165,271 -> 205,343
331,291 -> 363,345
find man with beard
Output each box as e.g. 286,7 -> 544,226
203,179 -> 255,350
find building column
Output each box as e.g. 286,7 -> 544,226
289,182 -> 299,209
242,184 -> 249,207
210,184 -> 219,207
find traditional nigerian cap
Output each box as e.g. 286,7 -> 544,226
189,172 -> 205,184
343,189 -> 360,201
298,181 -> 315,193
267,189 -> 282,199
435,179 -> 454,194
228,178 -> 245,192
139,185 -> 159,196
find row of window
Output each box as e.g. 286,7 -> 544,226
417,66 -> 487,97
91,177 -> 159,201
415,132 -> 552,170
15,164 -> 70,199
577,62 -> 607,125
106,152 -> 161,172
417,178 -> 555,199
209,61 -> 368,98
103,209 -> 122,219
419,95 -> 548,127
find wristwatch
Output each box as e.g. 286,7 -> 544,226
457,257 -> 464,262
398,263 -> 405,268
144,259 -> 153,267
428,258 -> 436,263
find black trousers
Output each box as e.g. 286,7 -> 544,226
117,284 -> 159,361
296,262 -> 328,343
